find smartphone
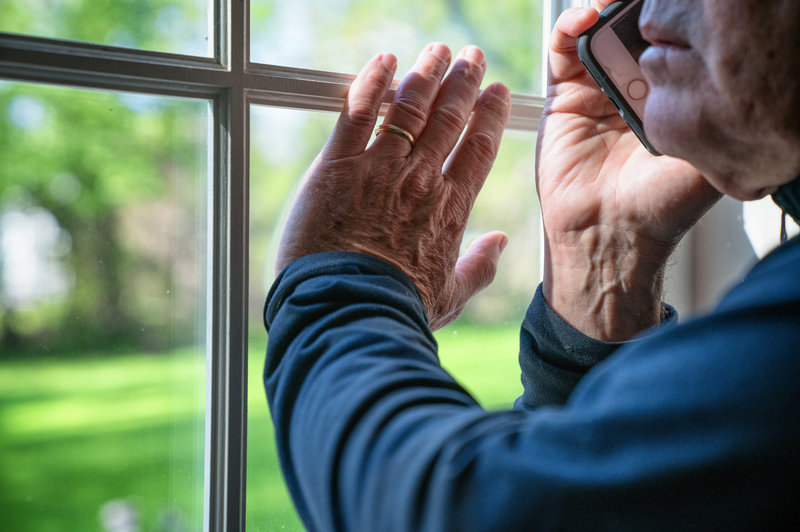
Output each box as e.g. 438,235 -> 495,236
577,0 -> 659,155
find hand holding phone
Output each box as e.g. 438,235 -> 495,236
577,0 -> 660,155
536,1 -> 719,341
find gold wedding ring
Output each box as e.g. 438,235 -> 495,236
375,123 -> 415,147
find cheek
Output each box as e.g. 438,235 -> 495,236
702,5 -> 798,133
643,81 -> 747,185
707,44 -> 800,156
644,80 -> 716,154
641,42 -> 755,158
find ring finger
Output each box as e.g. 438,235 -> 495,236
373,42 -> 452,156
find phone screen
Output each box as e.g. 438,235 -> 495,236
611,1 -> 649,62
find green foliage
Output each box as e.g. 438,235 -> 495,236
0,0 -> 208,55
0,82 -> 207,352
250,0 -> 541,93
0,86 -> 163,207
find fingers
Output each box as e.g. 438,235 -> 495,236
547,7 -> 599,85
414,46 -> 487,162
443,82 -> 511,198
324,53 -> 398,160
374,43 -> 452,155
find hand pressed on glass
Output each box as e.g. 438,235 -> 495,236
275,43 -> 512,330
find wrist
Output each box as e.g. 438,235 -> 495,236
542,230 -> 673,342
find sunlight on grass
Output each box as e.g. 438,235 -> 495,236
0,349 -> 205,531
0,323 -> 523,530
436,322 -> 522,409
0,350 -> 203,442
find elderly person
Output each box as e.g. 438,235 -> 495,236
263,0 -> 800,529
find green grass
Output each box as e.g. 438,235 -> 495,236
0,323 -> 522,531
0,349 -> 206,531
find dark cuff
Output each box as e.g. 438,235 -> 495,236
515,284 -> 677,410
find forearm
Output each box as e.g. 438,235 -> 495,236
264,252 -> 475,530
542,227 -> 672,342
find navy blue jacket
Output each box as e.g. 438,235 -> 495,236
264,237 -> 800,531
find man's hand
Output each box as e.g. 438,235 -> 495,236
275,44 -> 511,330
537,2 -> 720,341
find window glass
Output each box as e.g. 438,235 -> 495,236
247,105 -> 537,528
251,0 -> 543,94
0,82 -> 208,531
0,0 -> 210,57
247,106 -> 335,531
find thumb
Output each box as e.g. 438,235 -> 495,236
547,7 -> 598,85
453,231 -> 508,304
430,231 -> 508,331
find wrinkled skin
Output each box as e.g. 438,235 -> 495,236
275,0 -> 800,340
276,44 -> 511,330
536,0 -> 800,341
536,1 -> 720,341
640,0 -> 800,199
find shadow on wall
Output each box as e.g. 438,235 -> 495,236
665,196 -> 759,318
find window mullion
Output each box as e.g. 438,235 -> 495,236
538,0 -> 587,278
0,32 -> 228,98
1,32 -> 544,133
205,89 -> 249,532
204,0 -> 249,531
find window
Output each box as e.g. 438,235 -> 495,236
250,0 -> 543,94
246,0 -> 548,527
2,0 -> 773,530
1,1 -> 550,529
0,78 -> 209,531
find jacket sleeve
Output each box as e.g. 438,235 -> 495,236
263,249 -> 799,532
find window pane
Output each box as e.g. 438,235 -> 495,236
0,82 -> 208,530
0,0 -> 210,56
248,106 -> 334,531
251,0 -> 543,94
438,128 -> 538,409
247,106 -> 538,528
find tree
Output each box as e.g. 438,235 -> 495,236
0,0 -> 207,353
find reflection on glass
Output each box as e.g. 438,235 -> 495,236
0,82 -> 208,530
0,0 -> 210,56
251,0 -> 543,94
246,105 -> 538,529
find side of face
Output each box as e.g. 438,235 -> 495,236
639,0 -> 800,200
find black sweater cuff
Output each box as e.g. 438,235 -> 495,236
515,284 -> 677,409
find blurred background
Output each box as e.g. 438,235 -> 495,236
0,1 -> 542,530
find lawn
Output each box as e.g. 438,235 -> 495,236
0,322 -> 523,531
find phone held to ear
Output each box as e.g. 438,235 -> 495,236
578,0 -> 660,155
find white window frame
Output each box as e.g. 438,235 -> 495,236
0,1 -> 552,530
